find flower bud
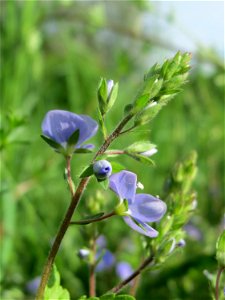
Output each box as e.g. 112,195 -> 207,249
93,160 -> 112,180
177,239 -> 186,248
77,249 -> 90,259
107,80 -> 114,96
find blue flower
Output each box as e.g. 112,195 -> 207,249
109,170 -> 167,237
93,160 -> 112,180
41,110 -> 98,153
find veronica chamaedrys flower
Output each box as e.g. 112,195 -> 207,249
41,110 -> 98,154
109,170 -> 167,237
93,160 -> 112,180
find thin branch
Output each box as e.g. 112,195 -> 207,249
36,112 -> 133,300
110,254 -> 154,294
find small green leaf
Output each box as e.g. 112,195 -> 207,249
98,178 -> 109,190
74,148 -> 93,154
134,103 -> 162,127
67,129 -> 80,146
100,294 -> 115,300
79,165 -> 94,178
127,153 -> 155,166
78,212 -> 105,223
111,161 -> 126,173
216,230 -> 225,267
124,104 -> 134,115
126,141 -> 156,153
107,82 -> 118,111
41,135 -> 64,151
115,295 -> 136,300
98,78 -> 108,103
98,78 -> 108,115
132,94 -> 150,113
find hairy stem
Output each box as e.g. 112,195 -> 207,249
215,266 -> 224,300
36,113 -> 133,300
110,254 -> 154,294
70,211 -> 116,225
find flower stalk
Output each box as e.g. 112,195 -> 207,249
110,254 -> 154,293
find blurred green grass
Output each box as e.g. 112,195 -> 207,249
1,1 -> 224,299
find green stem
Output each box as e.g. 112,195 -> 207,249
89,237 -> 97,297
215,266 -> 225,300
36,113 -> 133,300
66,156 -> 75,196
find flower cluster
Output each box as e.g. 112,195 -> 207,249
109,170 -> 167,237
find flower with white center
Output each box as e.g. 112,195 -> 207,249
109,170 -> 167,237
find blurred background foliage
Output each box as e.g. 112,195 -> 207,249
0,1 -> 224,299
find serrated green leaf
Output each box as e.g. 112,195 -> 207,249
41,135 -> 64,151
44,265 -> 70,300
67,129 -> 80,146
79,165 -> 94,178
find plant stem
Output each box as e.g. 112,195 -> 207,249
215,266 -> 225,300
36,113 -> 133,300
66,156 -> 75,196
70,211 -> 116,225
110,254 -> 154,294
89,238 -> 97,297
36,177 -> 90,300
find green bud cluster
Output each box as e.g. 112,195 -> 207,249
125,52 -> 191,127
150,151 -> 198,263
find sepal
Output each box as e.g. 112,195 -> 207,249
79,165 -> 94,178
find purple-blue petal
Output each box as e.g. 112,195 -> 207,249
109,171 -> 137,202
96,250 -> 115,272
123,216 -> 158,237
41,110 -> 98,147
129,194 -> 167,223
116,262 -> 133,280
77,144 -> 95,149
